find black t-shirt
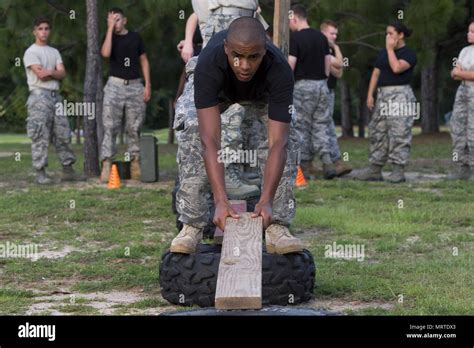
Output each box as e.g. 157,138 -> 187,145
327,48 -> 337,90
109,31 -> 146,80
194,30 -> 294,123
289,28 -> 330,81
375,46 -> 417,87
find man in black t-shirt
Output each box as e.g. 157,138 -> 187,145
171,17 -> 303,255
99,7 -> 151,182
288,5 -> 335,180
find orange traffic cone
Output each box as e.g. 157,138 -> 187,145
295,165 -> 308,188
107,164 -> 121,189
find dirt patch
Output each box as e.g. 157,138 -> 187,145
307,298 -> 394,313
0,152 -> 14,158
345,170 -> 447,183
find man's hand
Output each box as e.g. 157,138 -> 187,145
213,200 -> 240,231
36,67 -> 52,81
367,95 -> 375,111
386,34 -> 397,50
451,62 -> 463,80
143,84 -> 151,102
177,40 -> 185,52
251,201 -> 273,229
181,41 -> 194,63
107,12 -> 120,29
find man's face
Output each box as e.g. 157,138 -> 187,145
322,26 -> 338,44
113,13 -> 127,33
468,23 -> 474,44
33,23 -> 50,43
289,17 -> 298,32
224,39 -> 266,82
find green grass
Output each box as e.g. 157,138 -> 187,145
0,129 -> 472,315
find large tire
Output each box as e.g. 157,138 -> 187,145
159,244 -> 315,307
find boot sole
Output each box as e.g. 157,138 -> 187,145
170,245 -> 196,254
323,171 -> 337,180
336,168 -> 352,177
266,244 -> 303,255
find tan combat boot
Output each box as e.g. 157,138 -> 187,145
353,164 -> 383,181
130,158 -> 141,180
170,224 -> 203,254
100,159 -> 112,183
265,224 -> 303,254
334,160 -> 352,177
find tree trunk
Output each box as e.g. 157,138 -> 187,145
83,0 -> 101,176
340,79 -> 354,137
421,55 -> 439,134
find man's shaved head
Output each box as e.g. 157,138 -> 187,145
226,17 -> 266,47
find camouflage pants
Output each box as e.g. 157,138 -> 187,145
174,59 -> 300,228
26,89 -> 76,170
100,77 -> 146,161
327,89 -> 342,162
369,85 -> 416,166
293,79 -> 331,162
201,12 -> 242,47
450,84 -> 474,166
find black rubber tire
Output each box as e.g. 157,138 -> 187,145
159,244 -> 315,307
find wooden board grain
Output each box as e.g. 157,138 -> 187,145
213,200 -> 247,245
215,212 -> 262,310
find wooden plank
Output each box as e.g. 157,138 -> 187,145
272,0 -> 291,58
215,213 -> 262,310
213,200 -> 247,244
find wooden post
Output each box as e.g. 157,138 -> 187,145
273,0 -> 291,57
215,213 -> 262,310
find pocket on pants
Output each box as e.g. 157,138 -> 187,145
27,120 -> 44,141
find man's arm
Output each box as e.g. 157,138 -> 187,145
181,12 -> 198,63
101,12 -> 119,58
451,63 -> 474,81
366,67 -> 380,111
29,63 -> 66,81
140,53 -> 151,102
330,44 -> 344,78
197,106 -> 239,231
251,119 -> 289,228
325,54 -> 332,78
288,55 -> 297,71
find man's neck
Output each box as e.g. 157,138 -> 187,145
35,40 -> 48,46
297,21 -> 310,31
115,29 -> 128,35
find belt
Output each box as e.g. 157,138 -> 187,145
30,88 -> 58,98
377,85 -> 410,92
212,7 -> 256,17
109,76 -> 143,85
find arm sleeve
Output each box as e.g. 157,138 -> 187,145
23,50 -> 41,68
402,49 -> 417,67
322,35 -> 330,55
374,50 -> 384,69
267,64 -> 294,123
289,34 -> 299,57
194,64 -> 223,109
138,34 -> 146,55
55,49 -> 63,65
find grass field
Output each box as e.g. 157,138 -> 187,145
0,129 -> 473,315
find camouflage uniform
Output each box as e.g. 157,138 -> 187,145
100,77 -> 146,161
174,59 -> 300,228
293,79 -> 331,162
450,83 -> 474,166
369,85 -> 417,166
26,89 -> 76,170
327,90 -> 342,162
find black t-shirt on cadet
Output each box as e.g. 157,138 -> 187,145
109,31 -> 146,80
375,46 -> 417,87
194,30 -> 294,123
289,28 -> 330,81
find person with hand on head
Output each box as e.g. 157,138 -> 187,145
100,7 -> 151,182
448,20 -> 474,181
170,17 -> 303,255
354,22 -> 417,183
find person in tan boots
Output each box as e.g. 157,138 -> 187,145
170,18 -> 303,255
99,7 -> 151,182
